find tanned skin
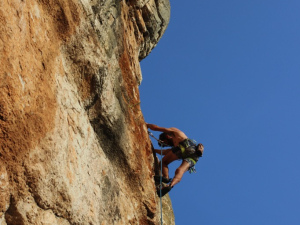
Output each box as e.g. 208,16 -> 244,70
146,123 -> 191,187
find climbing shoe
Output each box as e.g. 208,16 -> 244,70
157,185 -> 173,197
154,175 -> 172,184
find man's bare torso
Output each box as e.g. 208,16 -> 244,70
170,128 -> 188,147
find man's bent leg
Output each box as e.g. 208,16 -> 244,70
160,151 -> 178,179
170,160 -> 190,187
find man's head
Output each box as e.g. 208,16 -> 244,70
158,132 -> 174,147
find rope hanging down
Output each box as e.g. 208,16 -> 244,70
159,142 -> 163,225
148,131 -> 164,225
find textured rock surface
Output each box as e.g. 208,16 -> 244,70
0,0 -> 173,224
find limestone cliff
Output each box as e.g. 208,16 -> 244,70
0,0 -> 174,224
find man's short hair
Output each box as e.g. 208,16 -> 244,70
159,132 -> 169,141
158,132 -> 170,147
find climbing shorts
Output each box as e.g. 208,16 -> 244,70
172,139 -> 199,167
184,158 -> 197,168
172,145 -> 197,158
171,146 -> 183,158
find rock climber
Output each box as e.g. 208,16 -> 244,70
146,123 -> 204,197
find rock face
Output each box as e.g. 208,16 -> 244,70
0,0 -> 174,224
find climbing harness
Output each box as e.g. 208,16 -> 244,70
189,165 -> 197,174
178,139 -> 198,174
185,143 -> 203,174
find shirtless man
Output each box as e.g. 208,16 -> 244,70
146,123 -> 204,197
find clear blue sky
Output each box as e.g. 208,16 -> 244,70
139,1 -> 300,224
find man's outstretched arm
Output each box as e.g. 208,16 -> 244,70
146,123 -> 179,133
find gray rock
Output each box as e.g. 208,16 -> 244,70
139,0 -> 171,60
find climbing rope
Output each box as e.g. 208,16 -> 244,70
148,131 -> 164,225
160,143 -> 163,225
